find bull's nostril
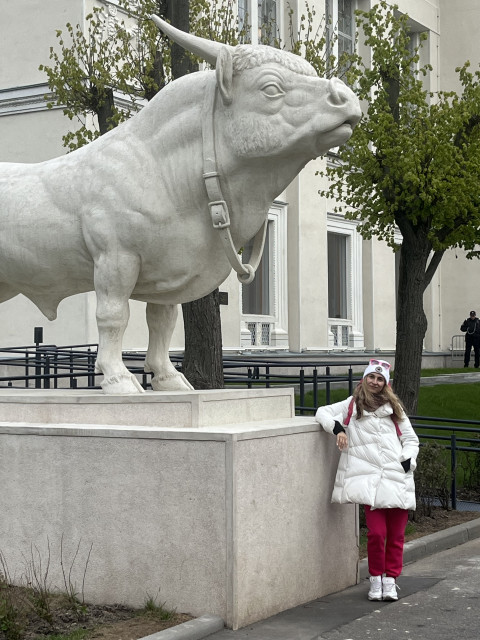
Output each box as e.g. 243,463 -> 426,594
328,78 -> 347,106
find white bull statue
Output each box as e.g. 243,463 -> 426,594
0,16 -> 361,394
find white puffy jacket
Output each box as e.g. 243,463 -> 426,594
315,397 -> 419,510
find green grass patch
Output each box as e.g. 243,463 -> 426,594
299,380 -> 479,421
416,383 -> 479,421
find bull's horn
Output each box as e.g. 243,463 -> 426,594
151,14 -> 235,67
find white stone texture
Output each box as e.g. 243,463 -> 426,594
0,390 -> 358,629
0,388 -> 294,427
0,18 -> 360,394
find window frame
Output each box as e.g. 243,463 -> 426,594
241,200 -> 288,349
327,213 -> 364,349
238,0 -> 282,45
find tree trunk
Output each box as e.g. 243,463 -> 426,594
393,236 -> 430,415
167,0 -> 225,389
181,289 -> 224,389
95,86 -> 115,136
167,0 -> 196,78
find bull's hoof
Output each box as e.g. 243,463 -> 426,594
101,373 -> 145,394
150,371 -> 194,391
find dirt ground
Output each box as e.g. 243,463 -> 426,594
0,588 -> 193,640
3,506 -> 479,640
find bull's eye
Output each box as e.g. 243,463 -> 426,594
261,82 -> 285,98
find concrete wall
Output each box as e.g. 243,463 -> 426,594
0,389 -> 358,630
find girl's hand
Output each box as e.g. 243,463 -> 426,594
336,432 -> 348,450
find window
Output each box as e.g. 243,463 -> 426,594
258,0 -> 279,44
326,0 -> 354,76
327,232 -> 347,319
241,202 -> 288,348
327,214 -> 364,349
238,0 -> 280,45
238,0 -> 248,36
242,222 -> 272,316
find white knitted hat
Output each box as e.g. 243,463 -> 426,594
363,359 -> 391,385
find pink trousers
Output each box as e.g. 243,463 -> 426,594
364,505 -> 409,578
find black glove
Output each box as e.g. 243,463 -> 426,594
333,421 -> 346,435
401,459 -> 411,473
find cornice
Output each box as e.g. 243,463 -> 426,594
0,84 -> 58,116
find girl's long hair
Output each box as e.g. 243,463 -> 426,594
353,378 -> 405,422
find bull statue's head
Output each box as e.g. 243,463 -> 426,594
151,16 -> 361,161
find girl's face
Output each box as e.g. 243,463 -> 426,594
365,373 -> 386,394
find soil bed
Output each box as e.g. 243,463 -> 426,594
0,587 -> 192,640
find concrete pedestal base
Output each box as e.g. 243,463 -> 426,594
0,389 -> 358,629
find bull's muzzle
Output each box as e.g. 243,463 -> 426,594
327,78 -> 362,125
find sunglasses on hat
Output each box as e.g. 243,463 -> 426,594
369,359 -> 391,370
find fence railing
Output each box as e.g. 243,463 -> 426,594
409,416 -> 480,510
0,343 -> 367,400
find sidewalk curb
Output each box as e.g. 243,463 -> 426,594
358,516 -> 480,579
138,614 -> 224,640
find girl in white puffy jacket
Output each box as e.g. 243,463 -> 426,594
315,359 -> 419,603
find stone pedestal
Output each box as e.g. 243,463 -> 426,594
0,388 -> 358,629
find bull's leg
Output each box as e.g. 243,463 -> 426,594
94,256 -> 144,394
145,303 -> 194,391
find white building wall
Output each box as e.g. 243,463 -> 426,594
362,239 -> 397,352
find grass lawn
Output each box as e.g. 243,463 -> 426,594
300,374 -> 479,421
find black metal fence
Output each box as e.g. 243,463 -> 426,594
1,341 -> 479,510
0,342 -> 366,399
409,416 -> 480,510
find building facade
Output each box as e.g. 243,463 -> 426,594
0,0 -> 479,358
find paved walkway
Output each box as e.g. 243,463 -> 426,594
150,517 -> 480,640
208,536 -> 480,640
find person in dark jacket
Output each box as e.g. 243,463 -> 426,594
460,310 -> 480,368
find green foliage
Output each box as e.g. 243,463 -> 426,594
415,442 -> 450,516
23,542 -> 55,629
458,440 -> 480,489
191,0 -> 249,46
142,590 -> 176,620
0,553 -> 24,640
319,0 -> 480,256
39,7 -> 134,150
38,2 -> 176,150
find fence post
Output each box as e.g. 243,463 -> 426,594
299,369 -> 305,415
326,366 -> 331,405
451,434 -> 457,510
44,356 -> 50,389
25,352 -> 29,389
313,368 -> 318,409
34,326 -> 44,389
348,367 -> 353,395
88,348 -> 95,387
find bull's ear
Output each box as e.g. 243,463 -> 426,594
216,47 -> 233,106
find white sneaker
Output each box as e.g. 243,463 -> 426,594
382,576 -> 399,601
368,575 -> 382,601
